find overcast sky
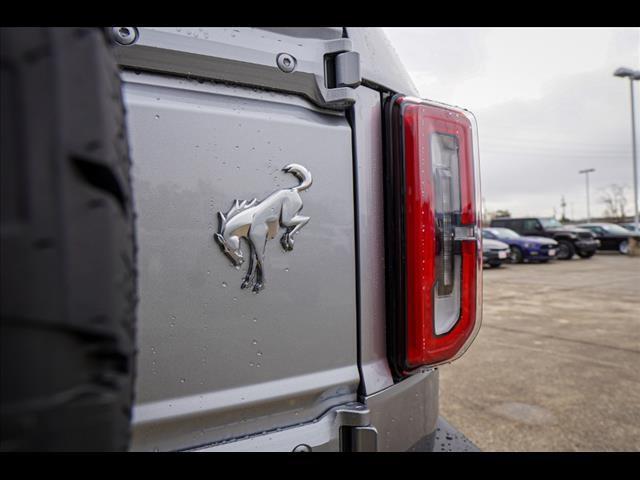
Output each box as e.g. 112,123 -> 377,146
383,27 -> 640,220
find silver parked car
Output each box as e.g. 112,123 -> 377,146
482,238 -> 510,268
0,27 -> 483,452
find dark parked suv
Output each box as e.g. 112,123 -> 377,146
489,217 -> 598,260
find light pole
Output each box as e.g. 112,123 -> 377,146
614,67 -> 640,232
579,168 -> 595,222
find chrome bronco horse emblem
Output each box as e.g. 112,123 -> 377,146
215,164 -> 312,292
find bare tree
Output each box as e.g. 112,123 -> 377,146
599,184 -> 628,219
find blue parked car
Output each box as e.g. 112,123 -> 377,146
482,227 -> 559,264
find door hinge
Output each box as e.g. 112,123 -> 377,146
322,40 -> 361,108
340,425 -> 378,452
334,51 -> 361,88
335,403 -> 378,452
324,49 -> 361,89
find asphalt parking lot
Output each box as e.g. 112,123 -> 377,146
439,252 -> 640,451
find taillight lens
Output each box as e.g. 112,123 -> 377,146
384,94 -> 482,377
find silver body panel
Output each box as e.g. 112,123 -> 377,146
346,27 -> 420,96
193,369 -> 438,452
123,70 -> 359,451
350,85 -> 394,395
192,401 -> 371,452
121,27 -> 441,451
366,369 -> 439,451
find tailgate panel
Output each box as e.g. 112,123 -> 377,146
123,72 -> 359,451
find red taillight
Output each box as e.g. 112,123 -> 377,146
384,95 -> 482,377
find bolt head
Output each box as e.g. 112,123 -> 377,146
276,53 -> 297,73
293,444 -> 312,452
112,27 -> 138,46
